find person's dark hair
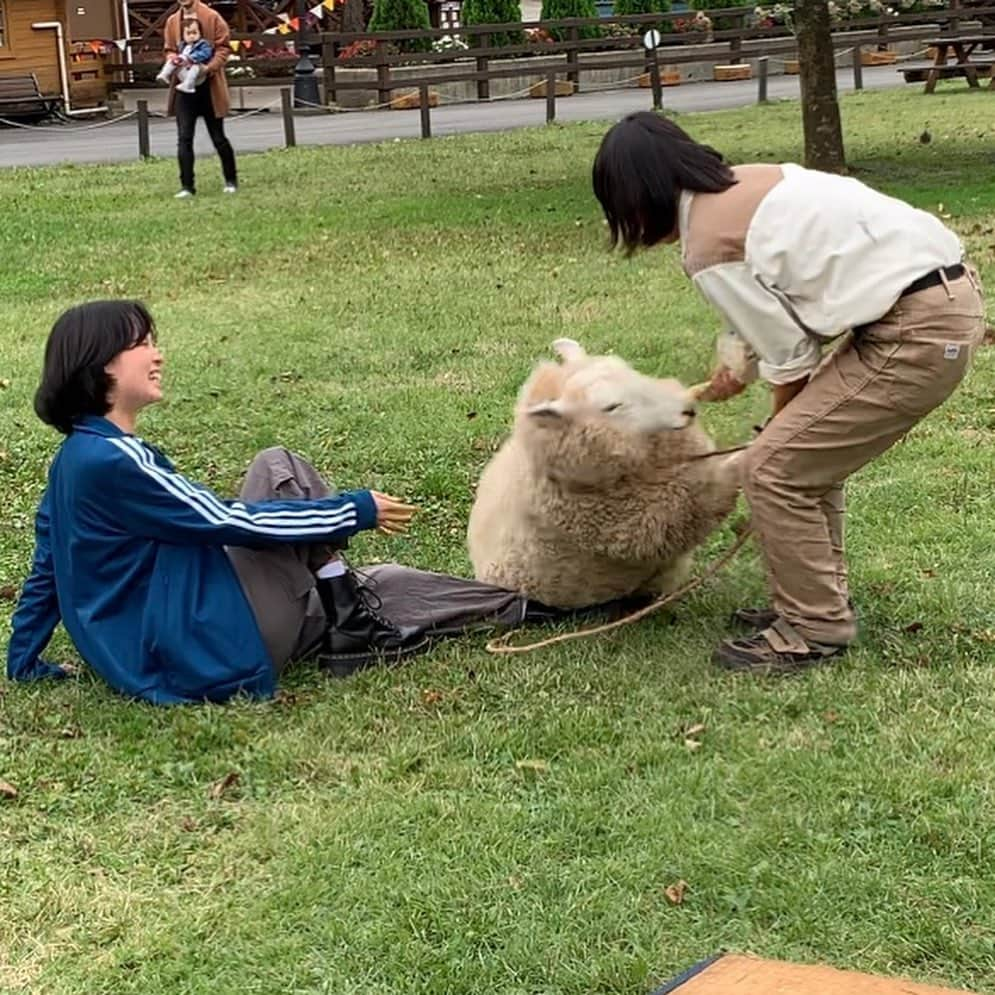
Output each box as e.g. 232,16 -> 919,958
182,17 -> 203,34
592,112 -> 737,254
34,300 -> 157,434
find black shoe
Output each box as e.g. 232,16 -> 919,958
314,571 -> 429,677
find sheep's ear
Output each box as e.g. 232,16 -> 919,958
526,399 -> 565,420
552,338 -> 585,362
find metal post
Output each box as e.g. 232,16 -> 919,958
293,0 -> 320,108
281,87 -> 296,147
650,47 -> 662,111
757,55 -> 768,102
137,98 -> 150,159
853,45 -> 864,90
419,84 -> 431,138
546,71 -> 556,123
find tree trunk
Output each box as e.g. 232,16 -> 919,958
342,0 -> 366,34
794,0 -> 846,172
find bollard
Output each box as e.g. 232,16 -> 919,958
853,46 -> 864,90
546,72 -> 556,124
281,87 -> 296,148
419,84 -> 431,139
137,99 -> 150,160
757,55 -> 769,103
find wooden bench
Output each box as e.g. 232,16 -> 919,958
899,59 -> 995,83
0,73 -> 60,121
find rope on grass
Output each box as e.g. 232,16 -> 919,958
485,523 -> 754,655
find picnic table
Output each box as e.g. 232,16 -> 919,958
903,34 -> 995,93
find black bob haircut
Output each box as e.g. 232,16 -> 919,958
35,300 -> 157,435
592,112 -> 737,254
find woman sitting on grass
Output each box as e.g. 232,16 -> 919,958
6,300 -> 425,705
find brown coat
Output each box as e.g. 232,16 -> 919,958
164,1 -> 232,118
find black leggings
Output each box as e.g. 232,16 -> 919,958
175,86 -> 237,193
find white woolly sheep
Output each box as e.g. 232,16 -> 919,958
467,338 -> 743,610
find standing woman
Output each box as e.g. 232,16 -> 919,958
592,112 -> 985,674
164,0 -> 238,198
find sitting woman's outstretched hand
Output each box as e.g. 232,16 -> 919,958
371,491 -> 417,536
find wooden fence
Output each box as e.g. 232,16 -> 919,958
109,2 -> 995,107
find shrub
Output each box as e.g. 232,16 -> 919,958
368,0 -> 432,51
540,0 -> 602,40
462,0 -> 525,48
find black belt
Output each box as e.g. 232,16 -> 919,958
901,264 -> 965,297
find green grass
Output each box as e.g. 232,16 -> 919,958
1,88 -> 994,995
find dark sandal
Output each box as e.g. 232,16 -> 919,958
715,618 -> 847,675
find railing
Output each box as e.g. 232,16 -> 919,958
107,2 -> 995,105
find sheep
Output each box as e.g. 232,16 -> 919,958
467,338 -> 744,610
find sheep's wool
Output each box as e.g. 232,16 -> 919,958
468,340 -> 743,610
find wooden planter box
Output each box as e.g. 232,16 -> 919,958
783,58 -> 800,74
637,69 -> 682,87
714,63 -> 752,81
389,88 -> 439,109
861,48 -> 897,65
528,78 -> 576,98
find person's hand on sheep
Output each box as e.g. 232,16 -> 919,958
371,491 -> 417,536
704,365 -> 748,401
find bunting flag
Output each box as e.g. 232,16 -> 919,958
310,3 -> 325,19
322,0 -> 336,9
114,38 -> 128,51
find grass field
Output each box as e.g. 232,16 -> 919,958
1,88 -> 994,995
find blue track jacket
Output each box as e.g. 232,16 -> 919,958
6,416 -> 378,704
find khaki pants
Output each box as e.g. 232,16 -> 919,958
743,270 -> 985,646
226,448 -> 340,673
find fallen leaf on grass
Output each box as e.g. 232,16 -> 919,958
421,689 -> 444,706
0,378 -> 10,389
664,880 -> 689,905
0,586 -> 17,602
904,621 -> 924,634
208,771 -> 240,800
684,738 -> 703,751
983,326 -> 994,345
0,780 -> 18,799
180,816 -> 198,832
515,759 -> 548,773
683,723 -> 707,738
824,711 -> 840,724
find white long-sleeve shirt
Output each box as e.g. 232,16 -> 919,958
679,163 -> 964,384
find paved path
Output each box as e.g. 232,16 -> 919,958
0,66 -> 905,169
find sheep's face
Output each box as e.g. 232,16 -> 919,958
519,338 -> 696,434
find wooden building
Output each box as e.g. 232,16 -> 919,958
0,0 -> 124,109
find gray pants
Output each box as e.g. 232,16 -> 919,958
226,448 -> 340,674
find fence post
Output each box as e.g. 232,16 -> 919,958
137,98 -> 150,160
376,45 -> 391,107
281,87 -> 296,148
729,35 -> 742,64
323,39 -> 337,105
477,29 -> 490,101
757,54 -> 768,102
567,25 -> 580,89
546,71 -> 556,123
419,83 -> 432,138
853,45 -> 864,89
650,47 -> 663,111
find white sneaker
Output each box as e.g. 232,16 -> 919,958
156,71 -> 171,84
223,183 -> 238,194
176,79 -> 196,94
174,189 -> 194,199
